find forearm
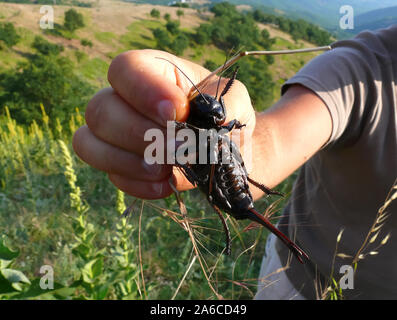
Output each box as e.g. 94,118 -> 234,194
248,84 -> 333,200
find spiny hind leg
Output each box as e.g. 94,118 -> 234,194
247,176 -> 284,197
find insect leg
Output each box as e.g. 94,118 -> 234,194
208,164 -> 215,201
175,164 -> 201,187
175,121 -> 205,132
221,118 -> 246,132
247,207 -> 309,263
247,176 -> 284,197
219,67 -> 239,99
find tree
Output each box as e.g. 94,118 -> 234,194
64,8 -> 85,32
203,60 -> 217,71
164,13 -> 171,21
210,2 -> 238,19
0,54 -> 94,125
166,20 -> 180,35
195,23 -> 212,45
0,22 -> 20,48
150,8 -> 160,19
152,28 -> 171,50
170,33 -> 188,55
32,36 -> 64,56
176,9 -> 184,19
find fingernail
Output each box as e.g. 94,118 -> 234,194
157,100 -> 176,126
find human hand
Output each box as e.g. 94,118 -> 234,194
73,49 -> 255,199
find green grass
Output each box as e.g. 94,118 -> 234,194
79,57 -> 109,84
94,31 -> 118,45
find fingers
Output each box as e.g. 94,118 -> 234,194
85,87 -> 164,155
108,174 -> 173,200
73,125 -> 172,182
108,49 -> 192,125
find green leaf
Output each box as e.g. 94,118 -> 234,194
1,268 -> 30,285
0,274 -> 17,294
95,284 -> 108,300
0,259 -> 12,270
0,238 -> 19,261
82,258 -> 103,283
72,243 -> 90,259
91,258 -> 103,278
12,279 -> 75,299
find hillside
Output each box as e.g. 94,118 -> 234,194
224,0 -> 397,34
0,0 -> 323,102
352,5 -> 397,33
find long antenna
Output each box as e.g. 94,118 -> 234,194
196,45 -> 333,93
156,57 -> 209,104
214,54 -> 230,100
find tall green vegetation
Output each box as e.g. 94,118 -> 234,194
0,108 -> 284,299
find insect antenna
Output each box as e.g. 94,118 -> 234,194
156,57 -> 209,104
214,53 -> 231,100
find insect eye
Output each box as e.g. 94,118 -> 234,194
212,105 -> 224,119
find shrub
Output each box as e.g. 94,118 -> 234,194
170,33 -> 189,55
152,28 -> 171,50
0,22 -> 20,48
166,20 -> 180,35
32,36 -> 64,56
150,8 -> 160,19
64,8 -> 85,32
0,54 -> 94,125
80,38 -> 93,47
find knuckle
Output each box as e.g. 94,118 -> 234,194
85,89 -> 108,133
72,126 -> 85,157
108,50 -> 144,84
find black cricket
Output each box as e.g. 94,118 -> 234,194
159,57 -> 309,264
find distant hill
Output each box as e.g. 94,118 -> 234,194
132,0 -> 397,38
223,0 -> 397,32
351,5 -> 397,33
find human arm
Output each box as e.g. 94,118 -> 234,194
248,84 -> 332,199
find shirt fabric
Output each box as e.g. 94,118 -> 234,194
271,25 -> 397,299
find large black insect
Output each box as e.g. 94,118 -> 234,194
157,51 -> 321,264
